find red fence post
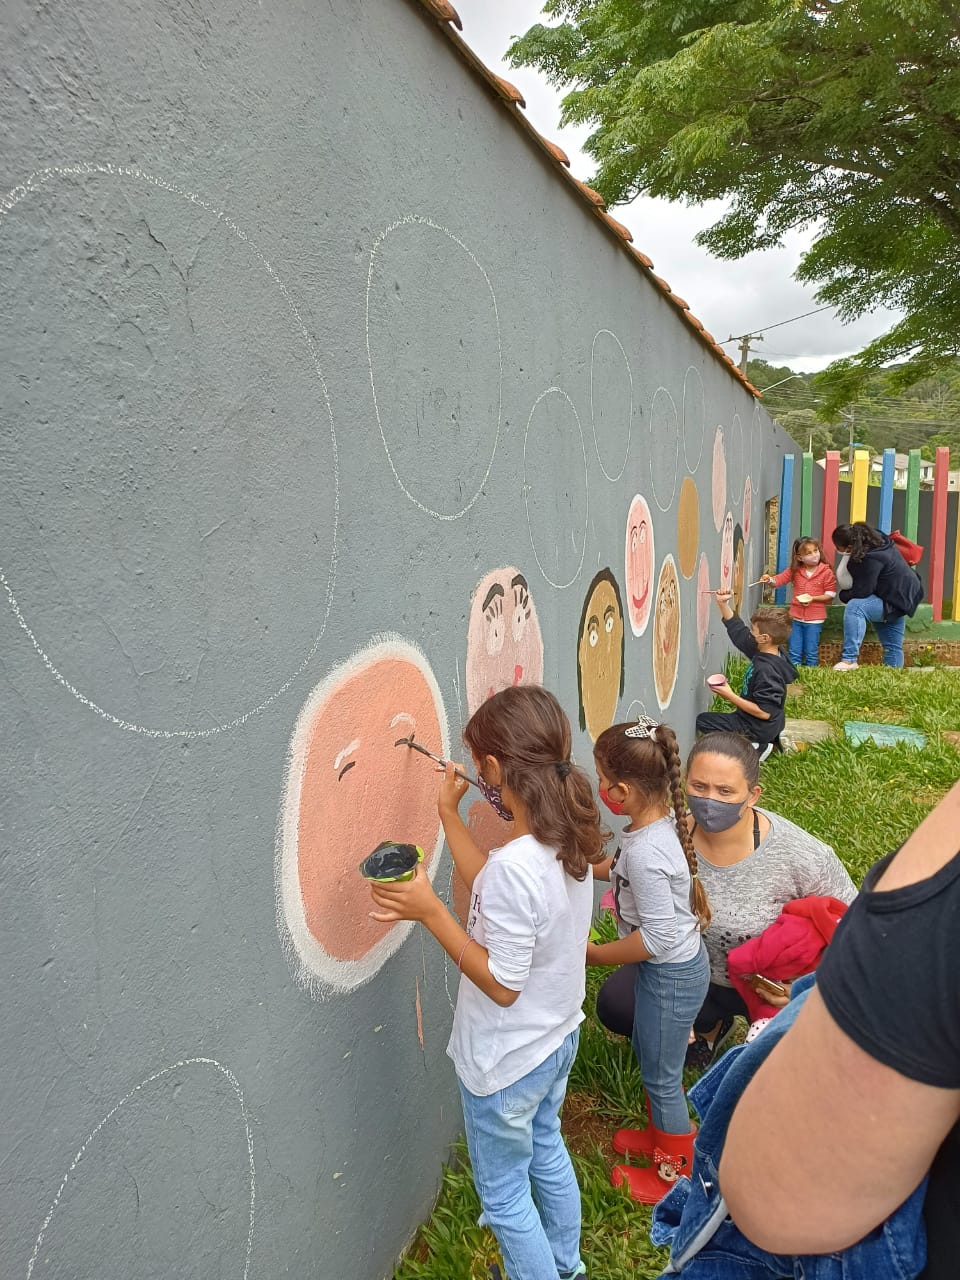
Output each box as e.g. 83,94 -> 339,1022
929,447 -> 950,622
821,451 -> 841,562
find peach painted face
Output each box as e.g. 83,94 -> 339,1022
653,555 -> 681,710
624,494 -> 655,636
278,637 -> 447,993
697,552 -> 711,663
732,523 -> 745,614
743,476 -> 752,541
712,426 -> 727,532
720,512 -> 735,591
465,567 -> 543,716
578,570 -> 624,740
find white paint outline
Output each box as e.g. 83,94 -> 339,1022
649,386 -> 680,513
275,634 -> 449,997
365,214 -> 502,521
681,366 -> 706,473
711,425 -> 727,532
751,402 -> 764,491
589,328 -> 633,483
729,411 -> 746,504
743,474 -> 753,542
652,553 -> 681,711
0,162 -> 339,739
26,1056 -> 255,1280
522,387 -> 589,590
697,551 -> 712,670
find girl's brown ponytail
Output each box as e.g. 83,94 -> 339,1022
656,726 -> 711,929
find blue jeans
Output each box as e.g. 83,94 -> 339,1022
458,1028 -> 583,1280
632,941 -> 710,1134
788,619 -> 822,666
841,595 -> 906,666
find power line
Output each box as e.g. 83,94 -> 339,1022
723,305 -> 834,345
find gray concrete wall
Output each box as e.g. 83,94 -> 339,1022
0,2 -> 787,1276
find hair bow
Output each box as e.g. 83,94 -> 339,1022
625,714 -> 659,740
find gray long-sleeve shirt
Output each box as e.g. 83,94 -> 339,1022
610,817 -> 703,964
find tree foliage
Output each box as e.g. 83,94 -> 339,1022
509,2 -> 960,399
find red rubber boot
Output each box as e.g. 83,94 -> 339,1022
611,1125 -> 696,1204
612,1091 -> 695,1158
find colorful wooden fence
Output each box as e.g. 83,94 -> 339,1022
878,448 -> 895,533
774,453 -> 795,606
930,447 -> 950,622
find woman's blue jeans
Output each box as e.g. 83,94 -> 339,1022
458,1028 -> 583,1280
841,595 -> 906,666
788,619 -> 823,666
633,941 -> 710,1134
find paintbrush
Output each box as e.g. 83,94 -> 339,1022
394,733 -> 481,791
747,578 -> 768,588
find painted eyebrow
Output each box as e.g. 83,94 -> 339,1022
333,740 -> 360,771
482,583 -> 505,611
389,712 -> 416,729
604,605 -> 616,619
588,614 -> 599,628
510,574 -> 528,592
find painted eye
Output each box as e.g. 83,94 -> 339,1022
605,615 -> 614,634
639,523 -> 646,544
512,604 -> 527,643
486,613 -> 505,656
589,626 -> 599,648
630,529 -> 639,553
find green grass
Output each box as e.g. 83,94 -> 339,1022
395,661 -> 960,1280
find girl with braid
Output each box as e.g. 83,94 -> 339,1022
588,717 -> 711,1204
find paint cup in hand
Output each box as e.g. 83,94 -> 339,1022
795,593 -> 812,604
707,673 -> 727,690
358,841 -> 425,883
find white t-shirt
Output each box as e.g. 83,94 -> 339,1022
610,817 -> 702,964
447,833 -> 594,1097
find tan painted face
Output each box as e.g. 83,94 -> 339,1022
732,524 -> 745,614
653,555 -> 681,710
577,571 -> 624,741
677,476 -> 700,579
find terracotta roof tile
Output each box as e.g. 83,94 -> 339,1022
420,0 -> 462,29
417,7 -> 758,397
490,73 -> 525,108
574,179 -> 605,208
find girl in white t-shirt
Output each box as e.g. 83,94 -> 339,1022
589,716 -> 711,1205
369,685 -> 603,1280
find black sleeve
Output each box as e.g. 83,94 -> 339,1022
817,854 -> 960,1089
722,614 -> 758,658
745,659 -> 786,711
840,553 -> 882,601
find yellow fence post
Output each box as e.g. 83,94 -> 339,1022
850,449 -> 870,523
953,495 -> 960,622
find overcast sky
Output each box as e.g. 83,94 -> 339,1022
454,0 -> 898,378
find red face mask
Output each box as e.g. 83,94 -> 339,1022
599,787 -> 626,816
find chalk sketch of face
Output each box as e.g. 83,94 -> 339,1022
677,476 -> 700,579
720,511 -> 735,592
732,523 -> 745,614
653,555 -> 681,710
624,495 -> 655,636
465,567 -> 543,716
712,426 -> 727,532
277,636 -> 447,994
697,552 -> 711,665
743,475 -> 752,541
577,569 -> 625,740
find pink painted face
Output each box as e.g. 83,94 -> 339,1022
712,427 -> 727,532
743,476 -> 752,541
720,512 -> 735,590
624,494 -> 655,636
697,552 -> 711,663
278,638 -> 447,993
465,567 -> 543,716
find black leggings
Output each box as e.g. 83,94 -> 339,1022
596,964 -> 747,1039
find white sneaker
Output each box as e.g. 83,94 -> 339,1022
833,660 -> 859,671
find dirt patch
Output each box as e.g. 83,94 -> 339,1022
562,1091 -> 622,1160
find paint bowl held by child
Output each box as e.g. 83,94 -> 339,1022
707,673 -> 726,690
358,841 -> 425,883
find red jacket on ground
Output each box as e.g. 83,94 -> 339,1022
727,895 -> 849,1022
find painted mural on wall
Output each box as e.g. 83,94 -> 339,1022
732,522 -> 746,615
676,476 -> 700,580
576,569 -> 625,740
712,425 -> 727,532
465,567 -> 543,714
276,636 -> 448,994
720,511 -> 735,595
624,495 -> 655,637
652,555 -> 681,710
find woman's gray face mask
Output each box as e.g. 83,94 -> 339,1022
687,794 -> 745,833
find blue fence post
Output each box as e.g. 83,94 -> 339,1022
774,454 -> 795,606
878,448 -> 896,532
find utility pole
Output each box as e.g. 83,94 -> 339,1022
843,405 -> 856,468
730,332 -> 764,374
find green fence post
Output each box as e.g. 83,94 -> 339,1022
905,449 -> 921,541
801,452 -> 813,535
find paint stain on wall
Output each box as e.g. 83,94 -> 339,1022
277,636 -> 448,994
577,569 -> 624,740
624,494 -> 655,637
712,426 -> 727,532
652,555 -> 681,710
732,522 -> 745,614
676,476 -> 699,579
720,512 -> 735,595
465,567 -> 543,716
697,552 -> 712,666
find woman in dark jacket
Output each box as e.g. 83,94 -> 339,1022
832,522 -> 924,669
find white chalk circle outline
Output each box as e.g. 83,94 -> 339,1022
681,366 -> 706,473
697,551 -> 712,669
751,402 -> 764,490
649,386 -> 680,513
729,411 -> 746,504
523,387 -> 589,590
590,328 -> 633,483
0,162 -> 339,739
26,1056 -> 255,1280
365,214 -> 502,521
276,634 -> 449,997
711,425 -> 727,532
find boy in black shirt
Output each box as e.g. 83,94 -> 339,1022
696,594 -> 796,747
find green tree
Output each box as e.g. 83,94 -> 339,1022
510,2 -> 960,402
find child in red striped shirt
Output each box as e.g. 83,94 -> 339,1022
760,537 -> 837,667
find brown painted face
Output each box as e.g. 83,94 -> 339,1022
577,570 -> 624,741
653,555 -> 681,710
732,523 -> 745,614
